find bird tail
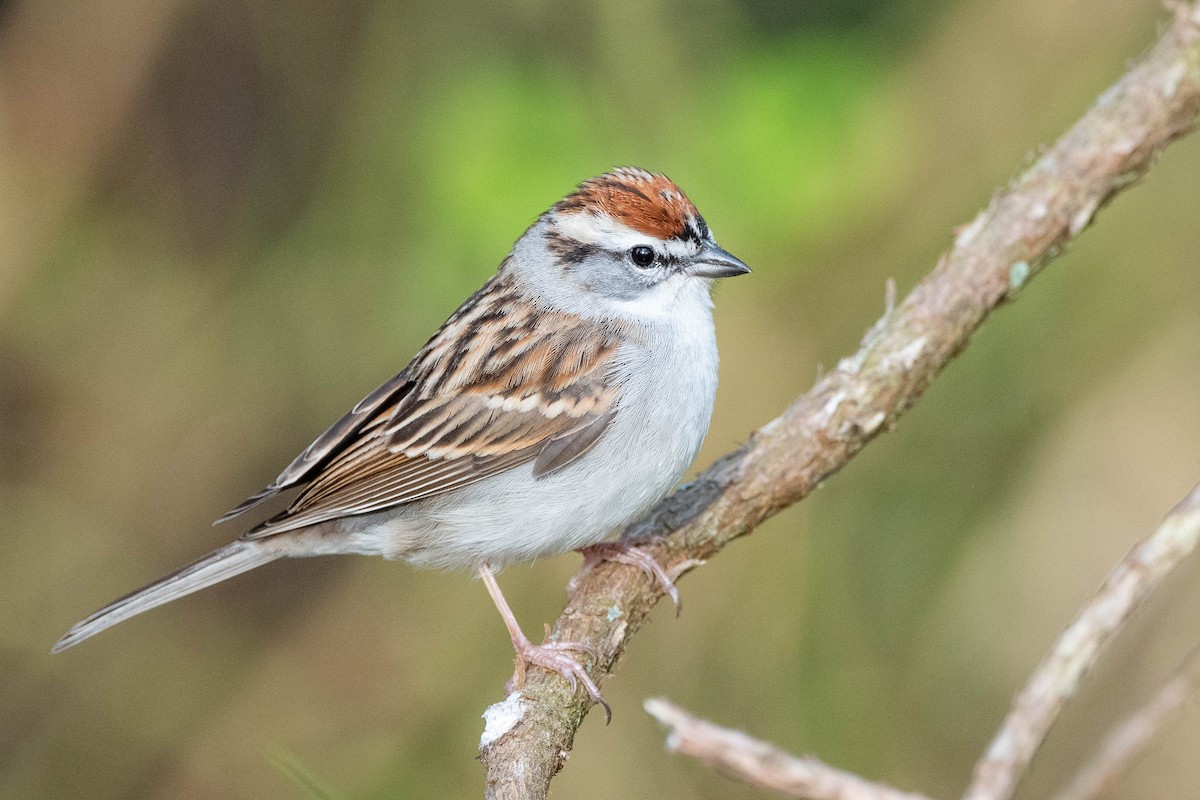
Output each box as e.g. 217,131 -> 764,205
52,539 -> 282,653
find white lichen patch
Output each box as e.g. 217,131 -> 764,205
837,350 -> 868,375
1008,260 -> 1031,294
1070,197 -> 1102,236
480,692 -> 527,749
954,209 -> 988,247
813,391 -> 846,427
886,336 -> 927,372
861,411 -> 887,435
1095,83 -> 1120,108
607,619 -> 628,652
1162,61 -> 1187,99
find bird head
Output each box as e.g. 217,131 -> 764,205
510,168 -> 750,319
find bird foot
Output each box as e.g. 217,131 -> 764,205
507,636 -> 611,723
478,563 -> 611,722
569,539 -> 701,615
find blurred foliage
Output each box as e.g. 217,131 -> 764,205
1,0 -> 1199,798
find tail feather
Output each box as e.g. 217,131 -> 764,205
52,540 -> 280,653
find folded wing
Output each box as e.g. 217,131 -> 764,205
219,273 -> 623,538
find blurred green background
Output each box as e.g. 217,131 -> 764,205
2,0 -> 1199,797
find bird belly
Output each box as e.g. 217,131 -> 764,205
351,321 -> 720,571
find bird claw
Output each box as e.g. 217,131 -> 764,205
479,564 -> 612,722
510,638 -> 611,723
571,539 -> 696,616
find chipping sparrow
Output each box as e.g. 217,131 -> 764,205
53,167 -> 749,714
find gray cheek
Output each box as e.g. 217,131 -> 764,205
575,255 -> 662,301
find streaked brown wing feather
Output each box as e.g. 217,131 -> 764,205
237,272 -> 622,538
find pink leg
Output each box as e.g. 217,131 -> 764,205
478,564 -> 611,722
569,539 -> 700,615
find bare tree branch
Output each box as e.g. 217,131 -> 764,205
479,5 -> 1200,798
645,486 -> 1200,800
643,697 -> 936,800
963,483 -> 1200,800
1052,646 -> 1200,800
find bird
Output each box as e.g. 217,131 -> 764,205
52,167 -> 749,714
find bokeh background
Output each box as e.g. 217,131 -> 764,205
2,0 -> 1199,797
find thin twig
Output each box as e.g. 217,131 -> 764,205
647,488 -> 1200,800
962,484 -> 1200,800
1052,643 -> 1200,800
479,5 -> 1200,798
644,698 -> 936,800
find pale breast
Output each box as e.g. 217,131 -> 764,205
378,307 -> 720,571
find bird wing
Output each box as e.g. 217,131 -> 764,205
219,273 -> 623,538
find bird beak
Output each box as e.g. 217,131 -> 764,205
689,244 -> 751,279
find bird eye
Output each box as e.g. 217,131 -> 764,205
629,246 -> 656,268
